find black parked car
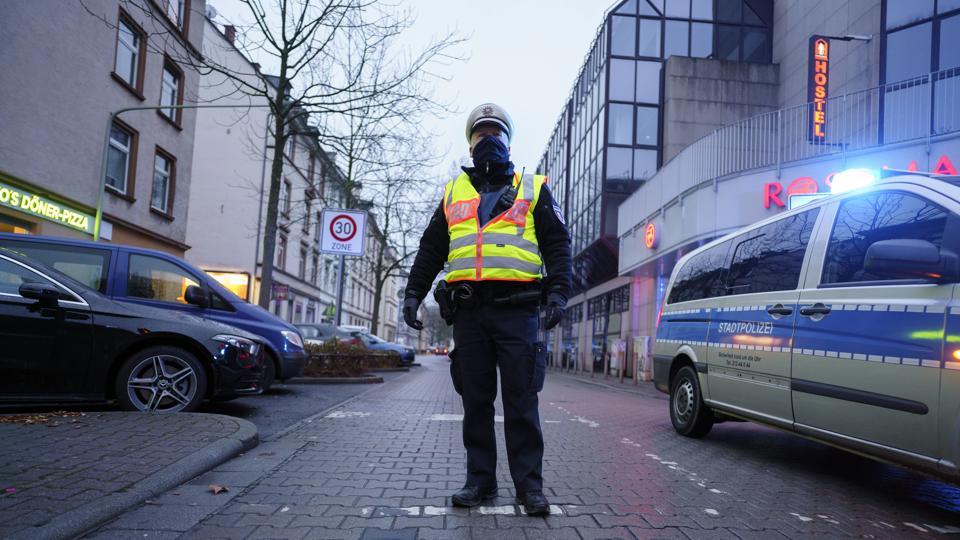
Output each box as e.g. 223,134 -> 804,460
0,249 -> 265,412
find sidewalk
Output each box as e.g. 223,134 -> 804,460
0,411 -> 257,540
548,366 -> 668,401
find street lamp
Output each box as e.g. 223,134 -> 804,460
94,102 -> 274,240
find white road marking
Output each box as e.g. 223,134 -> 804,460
429,413 -> 503,423
545,420 -> 561,424
518,505 -> 563,516
925,524 -> 960,534
572,415 -> 600,428
705,509 -> 719,516
476,505 -> 516,515
790,513 -> 814,523
360,507 -> 374,516
280,506 -> 289,513
904,523 -> 928,533
423,506 -> 455,516
324,411 -> 371,418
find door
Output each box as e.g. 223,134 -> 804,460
706,208 -> 821,427
792,190 -> 955,459
0,256 -> 93,398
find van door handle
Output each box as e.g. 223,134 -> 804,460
799,303 -> 832,317
766,304 -> 793,317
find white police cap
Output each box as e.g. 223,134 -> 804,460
465,103 -> 514,143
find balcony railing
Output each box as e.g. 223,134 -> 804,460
692,67 -> 960,182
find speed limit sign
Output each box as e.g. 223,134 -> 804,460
320,209 -> 367,256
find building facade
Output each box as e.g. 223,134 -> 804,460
0,0 -> 205,254
537,0 -> 776,372
548,0 -> 960,379
188,18 -> 401,334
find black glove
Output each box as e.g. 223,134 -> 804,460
403,297 -> 423,330
543,293 -> 565,331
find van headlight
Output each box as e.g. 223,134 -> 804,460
212,334 -> 260,355
281,330 -> 304,349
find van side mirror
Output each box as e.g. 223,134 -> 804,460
184,285 -> 210,308
19,282 -> 61,306
864,239 -> 960,283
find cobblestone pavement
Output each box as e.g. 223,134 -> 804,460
89,355 -> 960,539
0,412 -> 253,538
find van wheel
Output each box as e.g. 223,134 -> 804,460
670,366 -> 714,438
115,346 -> 207,413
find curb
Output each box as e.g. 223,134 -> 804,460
367,367 -> 410,373
286,375 -> 384,384
9,414 -> 258,540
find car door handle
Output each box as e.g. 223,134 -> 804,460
766,304 -> 793,316
799,303 -> 832,317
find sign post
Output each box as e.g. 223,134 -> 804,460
320,209 -> 367,327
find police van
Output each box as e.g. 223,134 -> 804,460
654,171 -> 960,480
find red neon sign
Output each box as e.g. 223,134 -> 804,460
762,154 -> 958,209
808,36 -> 830,141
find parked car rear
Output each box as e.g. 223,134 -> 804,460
0,249 -> 265,412
297,323 -> 360,346
344,329 -> 416,365
0,234 -> 307,389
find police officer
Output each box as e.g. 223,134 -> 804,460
402,103 -> 572,516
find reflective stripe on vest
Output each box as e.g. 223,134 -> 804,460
443,171 -> 545,282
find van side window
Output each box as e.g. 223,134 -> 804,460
127,254 -> 200,304
667,241 -> 731,304
823,193 -> 948,284
0,241 -> 110,293
726,208 -> 819,295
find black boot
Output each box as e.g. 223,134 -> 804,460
517,491 -> 550,516
451,485 -> 498,507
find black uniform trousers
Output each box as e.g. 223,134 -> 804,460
450,301 -> 547,495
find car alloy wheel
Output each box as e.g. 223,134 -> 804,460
119,349 -> 205,413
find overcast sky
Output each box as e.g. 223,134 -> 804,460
212,0 -> 614,181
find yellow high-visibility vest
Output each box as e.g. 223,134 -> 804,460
443,171 -> 545,282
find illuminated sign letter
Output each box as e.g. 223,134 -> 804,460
764,182 -> 785,209
807,36 -> 830,142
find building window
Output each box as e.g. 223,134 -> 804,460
160,0 -> 187,29
150,149 -> 175,215
106,121 -> 137,197
114,12 -> 145,95
315,212 -> 322,242
160,59 -> 184,125
277,234 -> 287,270
299,248 -> 307,279
280,178 -> 291,216
304,199 -> 312,232
311,253 -> 319,284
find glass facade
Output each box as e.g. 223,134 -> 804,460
537,0 -> 772,291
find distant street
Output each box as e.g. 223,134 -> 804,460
87,356 -> 960,539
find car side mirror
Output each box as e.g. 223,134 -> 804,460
184,285 -> 210,308
864,239 -> 960,283
19,282 -> 61,306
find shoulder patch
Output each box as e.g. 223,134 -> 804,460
553,203 -> 565,225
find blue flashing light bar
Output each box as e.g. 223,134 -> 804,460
831,168 -> 878,194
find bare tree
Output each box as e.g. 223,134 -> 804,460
102,0 -> 464,309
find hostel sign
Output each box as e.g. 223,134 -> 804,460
0,179 -> 94,235
808,36 -> 830,142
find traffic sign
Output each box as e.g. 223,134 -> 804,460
320,209 -> 366,256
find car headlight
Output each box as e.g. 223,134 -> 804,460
281,330 -> 304,349
213,334 -> 260,355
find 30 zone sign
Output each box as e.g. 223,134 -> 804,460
320,209 -> 367,256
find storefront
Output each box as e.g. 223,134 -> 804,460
0,173 -> 95,239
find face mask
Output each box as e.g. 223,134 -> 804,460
472,135 -> 510,171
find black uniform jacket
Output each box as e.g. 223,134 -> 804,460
405,163 -> 573,306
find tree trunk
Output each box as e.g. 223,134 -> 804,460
257,87 -> 288,309
369,240 -> 387,335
